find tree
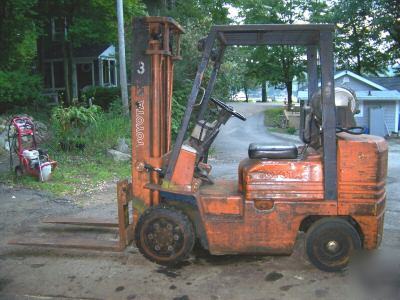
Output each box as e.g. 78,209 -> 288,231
374,0 -> 400,66
236,0 -> 309,108
0,0 -> 38,70
223,46 -> 259,101
330,0 -> 391,75
145,0 -> 233,104
0,0 -> 42,110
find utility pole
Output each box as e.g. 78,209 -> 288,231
117,0 -> 129,116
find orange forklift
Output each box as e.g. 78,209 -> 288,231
10,17 -> 388,272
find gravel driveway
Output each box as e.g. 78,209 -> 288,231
0,102 -> 399,300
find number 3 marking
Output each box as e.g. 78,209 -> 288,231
137,61 -> 145,74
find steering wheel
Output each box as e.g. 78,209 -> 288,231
210,97 -> 246,121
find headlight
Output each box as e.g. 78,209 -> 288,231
335,87 -> 357,113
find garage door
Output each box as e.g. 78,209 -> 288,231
369,107 -> 386,136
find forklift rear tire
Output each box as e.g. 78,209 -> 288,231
135,206 -> 195,266
305,218 -> 361,272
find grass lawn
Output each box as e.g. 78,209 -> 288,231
0,153 -> 131,196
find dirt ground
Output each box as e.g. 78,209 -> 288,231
1,104 -> 400,300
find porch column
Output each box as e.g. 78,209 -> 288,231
99,59 -> 104,86
108,60 -> 111,86
72,63 -> 78,99
114,60 -> 118,86
91,62 -> 95,86
50,61 -> 55,89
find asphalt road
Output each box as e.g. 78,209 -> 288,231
0,103 -> 399,300
210,102 -> 300,179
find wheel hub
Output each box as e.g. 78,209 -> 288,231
325,240 -> 339,253
144,218 -> 184,257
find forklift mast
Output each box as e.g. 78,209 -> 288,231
131,17 -> 184,207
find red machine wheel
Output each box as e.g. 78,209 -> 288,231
305,218 -> 361,272
135,206 -> 195,265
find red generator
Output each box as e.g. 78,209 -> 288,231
7,116 -> 57,182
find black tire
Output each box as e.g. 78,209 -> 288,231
305,218 -> 361,272
135,206 -> 195,266
15,165 -> 24,177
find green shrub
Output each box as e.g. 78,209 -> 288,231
171,97 -> 186,138
83,86 -> 121,110
51,105 -> 103,150
286,127 -> 296,134
108,98 -> 124,115
0,70 -> 42,106
264,107 -> 284,127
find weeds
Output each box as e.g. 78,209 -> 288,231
264,107 -> 285,127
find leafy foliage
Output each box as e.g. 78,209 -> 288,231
0,0 -> 39,69
235,0 -> 311,107
83,87 -> 121,110
171,92 -> 187,138
330,0 -> 391,75
51,105 -> 102,149
157,0 -> 233,104
264,107 -> 285,127
84,107 -> 131,155
373,0 -> 400,65
0,70 -> 42,105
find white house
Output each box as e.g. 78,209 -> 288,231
298,70 -> 400,136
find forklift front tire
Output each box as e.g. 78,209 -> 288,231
305,218 -> 361,272
135,206 -> 195,266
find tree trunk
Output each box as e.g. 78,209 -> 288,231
62,40 -> 72,106
285,81 -> 293,109
36,37 -> 44,74
356,52 -> 362,74
261,82 -> 267,102
244,85 -> 249,102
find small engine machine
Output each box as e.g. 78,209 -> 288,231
7,116 -> 57,182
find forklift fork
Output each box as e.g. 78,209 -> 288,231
9,180 -> 136,252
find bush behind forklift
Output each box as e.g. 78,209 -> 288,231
10,17 -> 388,272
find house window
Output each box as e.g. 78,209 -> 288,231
355,101 -> 364,117
53,61 -> 64,88
51,17 -> 66,41
103,60 -> 110,85
94,60 -> 99,85
110,60 -> 116,85
102,60 -> 116,86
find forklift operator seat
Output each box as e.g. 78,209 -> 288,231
248,143 -> 298,159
